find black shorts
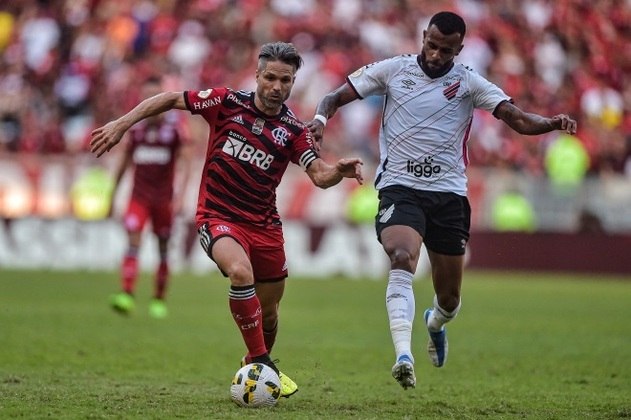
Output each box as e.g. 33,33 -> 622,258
375,186 -> 471,256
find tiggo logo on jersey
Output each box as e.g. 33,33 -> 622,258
407,157 -> 441,178
223,135 -> 274,170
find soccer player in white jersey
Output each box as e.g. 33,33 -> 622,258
308,11 -> 577,389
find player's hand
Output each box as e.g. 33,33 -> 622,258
306,119 -> 325,152
551,114 -> 577,135
90,120 -> 126,157
336,158 -> 364,185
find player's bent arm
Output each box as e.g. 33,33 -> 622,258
494,101 -> 577,135
91,92 -> 187,157
306,157 -> 364,189
308,84 -> 360,145
315,83 -> 360,121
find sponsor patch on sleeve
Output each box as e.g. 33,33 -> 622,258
349,67 -> 364,78
198,89 -> 213,99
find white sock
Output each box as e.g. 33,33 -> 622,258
427,295 -> 461,332
386,269 -> 415,362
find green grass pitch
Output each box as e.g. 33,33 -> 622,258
1,269 -> 630,419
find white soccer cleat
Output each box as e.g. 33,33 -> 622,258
391,355 -> 416,389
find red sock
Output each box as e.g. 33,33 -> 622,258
154,260 -> 169,299
229,285 -> 267,359
121,254 -> 138,294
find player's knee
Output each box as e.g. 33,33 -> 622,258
388,248 -> 417,271
226,263 -> 254,286
436,294 -> 461,314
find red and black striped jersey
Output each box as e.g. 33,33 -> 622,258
126,111 -> 183,204
184,87 -> 318,227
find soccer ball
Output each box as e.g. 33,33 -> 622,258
230,363 -> 281,408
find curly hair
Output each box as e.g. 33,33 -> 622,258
429,11 -> 466,38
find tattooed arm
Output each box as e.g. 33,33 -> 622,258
494,101 -> 577,135
306,83 -> 360,147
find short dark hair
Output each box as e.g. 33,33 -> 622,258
258,42 -> 303,72
428,11 -> 466,39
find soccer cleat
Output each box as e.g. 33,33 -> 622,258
110,292 -> 135,315
391,355 -> 416,389
424,308 -> 448,367
278,371 -> 298,398
148,299 -> 168,319
241,355 -> 299,398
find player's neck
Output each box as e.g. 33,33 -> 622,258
253,94 -> 282,117
417,55 -> 454,79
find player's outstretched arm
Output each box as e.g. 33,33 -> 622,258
494,101 -> 577,136
306,157 -> 364,189
90,92 -> 187,157
306,83 -> 360,147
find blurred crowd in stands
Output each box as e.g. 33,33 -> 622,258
1,0 -> 630,177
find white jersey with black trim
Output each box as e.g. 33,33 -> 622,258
347,55 -> 511,196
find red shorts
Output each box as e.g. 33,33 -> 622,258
197,219 -> 288,282
124,198 -> 173,238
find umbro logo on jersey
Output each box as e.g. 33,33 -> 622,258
378,204 -> 395,223
231,115 -> 244,125
401,79 -> 416,90
443,81 -> 460,100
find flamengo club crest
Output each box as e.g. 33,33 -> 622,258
272,127 -> 289,146
252,118 -> 265,135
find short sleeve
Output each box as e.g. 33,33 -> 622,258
292,129 -> 319,170
467,71 -> 512,114
184,88 -> 227,116
346,56 -> 401,99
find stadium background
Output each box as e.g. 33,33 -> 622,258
0,0 -> 630,275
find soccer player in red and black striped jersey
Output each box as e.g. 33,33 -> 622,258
90,42 -> 364,398
108,76 -> 192,319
